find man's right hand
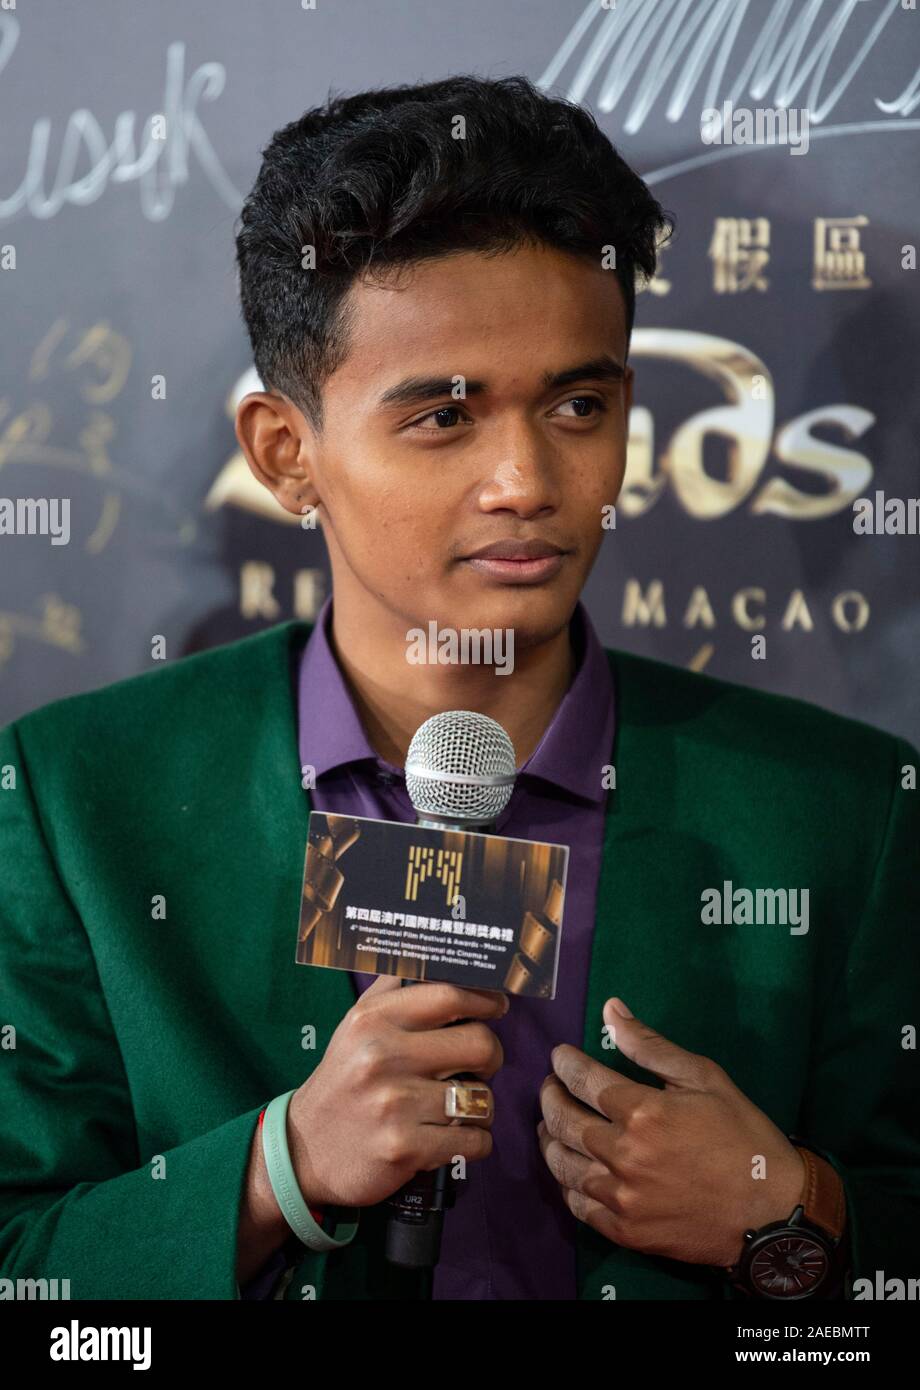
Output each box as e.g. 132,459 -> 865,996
286,975 -> 507,1208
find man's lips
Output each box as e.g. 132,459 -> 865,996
460,540 -> 570,584
463,540 -> 566,561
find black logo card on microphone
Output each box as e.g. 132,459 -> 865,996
295,812 -> 568,997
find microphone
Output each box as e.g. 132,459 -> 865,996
384,709 -> 517,1270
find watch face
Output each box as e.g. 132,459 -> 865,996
749,1232 -> 830,1298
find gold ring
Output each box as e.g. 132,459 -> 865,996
444,1080 -> 493,1122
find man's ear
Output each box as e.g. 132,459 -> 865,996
234,391 -> 319,518
624,364 -> 634,418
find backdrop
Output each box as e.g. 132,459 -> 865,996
2,0 -> 918,746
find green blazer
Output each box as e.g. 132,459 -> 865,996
0,620 -> 917,1300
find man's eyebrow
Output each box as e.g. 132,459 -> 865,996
541,355 -> 626,391
375,355 -> 625,410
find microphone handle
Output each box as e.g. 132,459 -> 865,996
384,978 -> 476,1270
385,815 -> 501,1270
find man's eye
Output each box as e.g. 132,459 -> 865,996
553,396 -> 608,419
407,396 -> 607,431
408,405 -> 470,431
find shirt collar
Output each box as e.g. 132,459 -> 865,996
297,595 -> 614,804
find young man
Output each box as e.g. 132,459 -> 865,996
1,76 -> 917,1303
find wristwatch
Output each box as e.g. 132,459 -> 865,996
723,1136 -> 849,1300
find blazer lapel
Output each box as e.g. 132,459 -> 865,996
575,648 -> 732,1300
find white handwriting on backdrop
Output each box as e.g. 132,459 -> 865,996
539,0 -> 920,183
0,22 -> 241,221
3,2 -> 920,221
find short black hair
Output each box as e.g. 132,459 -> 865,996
235,73 -> 673,432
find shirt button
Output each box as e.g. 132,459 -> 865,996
377,770 -> 395,785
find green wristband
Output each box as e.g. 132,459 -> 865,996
261,1089 -> 360,1252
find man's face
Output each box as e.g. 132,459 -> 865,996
251,241 -> 633,648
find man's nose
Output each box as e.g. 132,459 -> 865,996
476,426 -> 562,516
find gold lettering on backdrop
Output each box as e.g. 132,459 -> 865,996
615,405 -> 667,514
56,324 -> 131,404
831,592 -> 870,633
683,587 -> 716,629
0,596 -> 84,672
781,591 -> 815,631
813,217 -> 872,291
30,321 -> 131,403
404,845 -> 463,907
637,330 -> 773,519
239,562 -> 282,620
754,406 -> 873,519
688,644 -> 715,672
625,330 -> 875,519
293,569 -> 325,619
619,581 -> 867,635
635,247 -> 671,297
709,218 -> 770,294
622,579 -> 667,628
238,565 -> 326,620
732,588 -> 766,632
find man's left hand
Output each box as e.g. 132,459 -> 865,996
538,998 -> 806,1268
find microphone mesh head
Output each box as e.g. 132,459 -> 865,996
405,710 -> 516,824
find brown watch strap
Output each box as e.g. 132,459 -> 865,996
795,1144 -> 846,1240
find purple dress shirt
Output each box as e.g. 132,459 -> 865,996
244,595 -> 614,1300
